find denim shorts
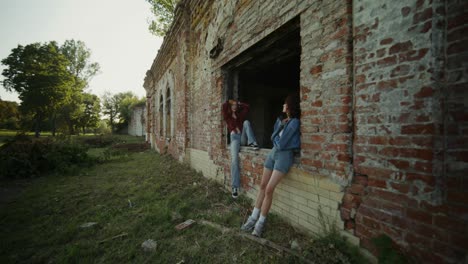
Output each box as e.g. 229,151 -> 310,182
264,147 -> 294,174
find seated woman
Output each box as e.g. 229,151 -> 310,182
241,94 -> 301,236
222,99 -> 259,199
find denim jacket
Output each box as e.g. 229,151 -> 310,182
271,118 -> 301,151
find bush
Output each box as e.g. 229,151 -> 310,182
81,135 -> 119,147
0,134 -> 95,179
94,120 -> 111,135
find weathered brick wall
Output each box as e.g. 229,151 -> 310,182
239,148 -> 346,237
144,0 -> 353,239
204,0 -> 353,238
187,148 -> 224,183
353,0 -> 467,262
299,0 -> 353,184
144,6 -> 190,161
144,0 -> 467,262
443,0 -> 468,261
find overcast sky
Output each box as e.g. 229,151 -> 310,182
0,0 -> 163,102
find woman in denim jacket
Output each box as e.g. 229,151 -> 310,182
241,94 -> 301,237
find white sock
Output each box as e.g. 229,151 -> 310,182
251,207 -> 260,220
258,214 -> 267,224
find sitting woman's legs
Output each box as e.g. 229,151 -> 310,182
230,133 -> 241,189
241,120 -> 258,146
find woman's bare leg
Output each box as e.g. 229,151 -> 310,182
255,167 -> 273,209
260,170 -> 285,216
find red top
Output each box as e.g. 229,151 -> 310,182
222,100 -> 250,134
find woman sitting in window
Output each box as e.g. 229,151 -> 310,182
241,94 -> 301,237
222,99 -> 259,199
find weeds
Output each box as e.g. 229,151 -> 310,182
372,234 -> 412,264
0,150 -> 310,263
302,206 -> 369,264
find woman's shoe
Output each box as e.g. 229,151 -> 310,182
241,216 -> 257,232
248,143 -> 259,150
252,220 -> 265,237
232,188 -> 239,199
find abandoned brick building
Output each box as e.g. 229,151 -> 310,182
143,0 -> 467,262
128,104 -> 146,137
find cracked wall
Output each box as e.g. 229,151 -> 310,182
143,0 -> 468,262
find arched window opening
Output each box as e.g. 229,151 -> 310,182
159,94 -> 164,135
153,96 -> 157,134
165,88 -> 171,137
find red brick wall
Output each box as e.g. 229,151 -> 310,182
146,17 -> 189,161
352,0 -> 468,262
144,0 -> 468,262
299,0 -> 354,182
442,0 -> 468,261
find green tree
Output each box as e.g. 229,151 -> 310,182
0,99 -> 20,129
54,92 -> 83,135
147,0 -> 179,36
1,42 -> 75,137
101,91 -> 120,133
60,40 -> 100,84
101,91 -> 142,133
76,93 -> 101,134
118,94 -> 144,128
57,40 -> 100,135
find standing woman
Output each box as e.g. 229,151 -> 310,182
222,99 -> 259,199
241,94 -> 301,236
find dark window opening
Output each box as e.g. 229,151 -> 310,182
223,17 -> 301,149
165,88 -> 171,137
159,94 -> 163,135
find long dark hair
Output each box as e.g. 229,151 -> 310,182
285,93 -> 301,119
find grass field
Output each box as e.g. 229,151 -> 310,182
0,135 -> 368,263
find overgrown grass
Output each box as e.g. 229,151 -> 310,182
0,150 -> 310,263
0,140 -> 369,263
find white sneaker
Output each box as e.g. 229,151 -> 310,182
241,216 -> 257,232
248,143 -> 260,150
232,188 -> 239,199
252,220 -> 265,237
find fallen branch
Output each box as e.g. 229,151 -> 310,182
99,232 -> 128,243
199,220 -> 314,264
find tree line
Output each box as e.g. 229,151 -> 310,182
1,40 -> 144,137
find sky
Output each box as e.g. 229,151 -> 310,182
0,0 -> 163,103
